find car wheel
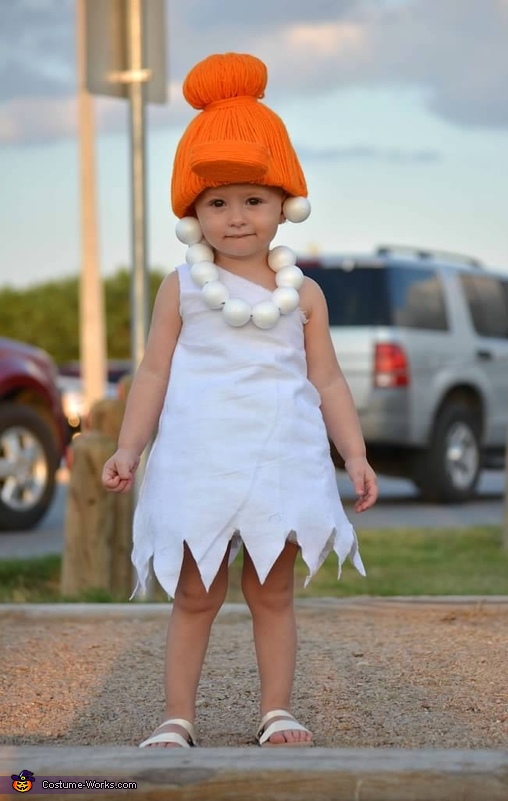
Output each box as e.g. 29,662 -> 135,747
0,403 -> 59,531
412,402 -> 481,503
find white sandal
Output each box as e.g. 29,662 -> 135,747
139,717 -> 196,748
256,709 -> 314,747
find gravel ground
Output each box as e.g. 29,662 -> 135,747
1,600 -> 507,750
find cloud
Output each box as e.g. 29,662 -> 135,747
353,0 -> 508,129
181,0 -> 356,29
0,0 -> 507,144
0,95 -> 76,144
0,82 -> 188,145
0,0 -> 75,102
249,0 -> 508,128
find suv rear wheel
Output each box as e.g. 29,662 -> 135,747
0,403 -> 59,531
412,402 -> 481,503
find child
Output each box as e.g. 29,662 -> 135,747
102,52 -> 378,749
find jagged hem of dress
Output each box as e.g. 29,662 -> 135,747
129,524 -> 366,601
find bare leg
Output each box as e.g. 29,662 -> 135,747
241,543 -> 313,744
144,542 -> 230,747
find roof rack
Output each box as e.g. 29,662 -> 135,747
375,244 -> 483,269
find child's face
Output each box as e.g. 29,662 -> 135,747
194,184 -> 285,263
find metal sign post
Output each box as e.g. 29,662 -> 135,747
126,0 -> 150,371
84,0 -> 167,370
84,0 -> 167,549
76,0 -> 107,419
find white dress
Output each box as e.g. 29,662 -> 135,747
131,263 -> 365,598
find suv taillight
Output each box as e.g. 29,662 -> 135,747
374,343 -> 409,388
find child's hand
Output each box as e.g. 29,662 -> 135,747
344,456 -> 378,512
102,448 -> 140,493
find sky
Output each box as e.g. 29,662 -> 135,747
0,0 -> 507,289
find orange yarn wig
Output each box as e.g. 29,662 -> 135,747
171,53 -> 307,219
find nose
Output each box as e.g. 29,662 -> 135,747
227,202 -> 247,228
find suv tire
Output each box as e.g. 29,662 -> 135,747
0,403 -> 59,531
412,402 -> 481,503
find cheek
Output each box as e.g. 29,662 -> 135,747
267,218 -> 283,239
198,218 -> 221,246
194,210 -> 209,232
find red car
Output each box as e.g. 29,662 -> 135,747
0,337 -> 69,531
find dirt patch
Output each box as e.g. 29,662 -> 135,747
1,601 -> 507,749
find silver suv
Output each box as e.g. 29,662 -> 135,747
301,246 -> 508,503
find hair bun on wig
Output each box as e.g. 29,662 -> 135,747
183,52 -> 267,110
171,52 -> 307,219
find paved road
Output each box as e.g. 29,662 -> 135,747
0,468 -> 505,560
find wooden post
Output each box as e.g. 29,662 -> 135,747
60,396 -> 133,599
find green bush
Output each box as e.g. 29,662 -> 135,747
0,267 -> 166,365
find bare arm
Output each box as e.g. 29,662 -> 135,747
301,278 -> 378,511
102,271 -> 182,492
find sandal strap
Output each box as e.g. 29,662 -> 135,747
258,708 -> 294,731
139,717 -> 196,748
158,717 -> 196,740
139,731 -> 191,748
257,710 -> 309,745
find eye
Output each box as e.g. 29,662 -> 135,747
247,197 -> 263,205
209,198 -> 225,208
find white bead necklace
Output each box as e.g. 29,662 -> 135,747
175,196 -> 311,330
187,240 -> 304,329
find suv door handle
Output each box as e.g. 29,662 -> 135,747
476,349 -> 493,361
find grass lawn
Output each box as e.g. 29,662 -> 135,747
1,526 -> 507,603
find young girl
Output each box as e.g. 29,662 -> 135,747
102,52 -> 378,749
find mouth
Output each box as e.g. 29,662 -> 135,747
226,234 -> 253,239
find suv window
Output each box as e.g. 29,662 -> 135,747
300,266 -> 390,326
301,264 -> 448,330
460,274 -> 508,338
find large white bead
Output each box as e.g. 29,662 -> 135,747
283,196 -> 311,223
175,217 -> 203,246
190,261 -> 219,287
268,245 -> 296,272
202,280 -> 230,309
275,265 -> 304,290
272,286 -> 300,314
251,300 -> 281,329
222,298 -> 252,327
186,242 -> 214,265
